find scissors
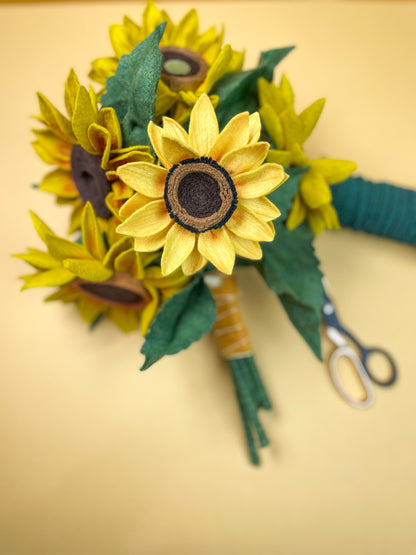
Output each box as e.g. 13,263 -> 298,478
321,279 -> 398,409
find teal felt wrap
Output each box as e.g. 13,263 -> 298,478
331,177 -> 416,245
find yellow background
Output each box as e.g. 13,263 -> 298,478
1,2 -> 416,553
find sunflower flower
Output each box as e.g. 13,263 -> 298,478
258,76 -> 357,234
33,70 -> 153,233
89,0 -> 244,123
15,203 -> 189,334
115,94 -> 287,276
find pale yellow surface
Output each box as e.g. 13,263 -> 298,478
1,2 -> 416,554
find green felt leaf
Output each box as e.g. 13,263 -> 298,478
140,275 -> 217,370
101,23 -> 166,148
258,47 -> 295,82
268,166 -> 308,220
260,223 -> 324,360
213,47 -> 294,128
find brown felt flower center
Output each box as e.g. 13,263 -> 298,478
160,46 -> 209,91
164,157 -> 238,233
73,272 -> 151,310
70,145 -> 112,219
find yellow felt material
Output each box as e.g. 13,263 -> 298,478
116,94 -> 285,275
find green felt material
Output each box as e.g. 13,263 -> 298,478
140,275 -> 217,370
102,23 -> 166,148
212,47 -> 294,128
260,223 -> 324,360
229,357 -> 271,465
268,166 -> 308,219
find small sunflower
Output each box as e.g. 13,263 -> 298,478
258,76 -> 357,234
15,203 -> 189,334
90,0 -> 244,123
115,94 -> 287,276
33,70 -> 153,233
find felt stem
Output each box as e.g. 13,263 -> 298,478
229,356 -> 271,465
332,177 -> 416,245
206,273 -> 271,464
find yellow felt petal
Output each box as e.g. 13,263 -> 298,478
234,163 -> 286,199
161,224 -> 195,276
63,258 -> 113,281
162,117 -> 189,144
257,77 -> 287,114
280,106 -> 304,146
248,112 -> 261,144
172,8 -> 199,47
299,98 -> 326,142
286,192 -> 307,230
117,162 -> 167,198
32,129 -> 72,163
102,237 -> 133,268
97,109 -> 120,151
189,94 -> 219,155
240,197 -> 281,222
87,123 -> 112,166
72,86 -> 97,153
37,93 -> 75,143
209,111 -> 249,162
119,192 -> 153,220
107,307 -> 139,333
20,267 -> 75,289
76,295 -> 105,324
308,159 -> 357,185
44,234 -> 90,261
267,149 -> 292,167
134,223 -> 172,252
29,212 -> 55,243
117,199 -> 171,238
226,204 -> 275,241
114,248 -> 144,279
300,169 -> 332,209
148,121 -> 171,168
279,74 -> 295,106
89,57 -> 118,85
198,45 -> 232,94
308,204 -> 340,234
81,203 -> 107,260
228,232 -> 262,260
64,69 -> 79,118
260,103 -> 285,150
144,265 -> 189,289
181,241 -> 207,275
14,249 -> 59,270
221,142 -> 269,176
39,169 -> 78,199
161,136 -> 199,166
140,286 -> 159,336
45,285 -> 79,303
109,23 -> 135,58
198,227 -> 235,275
306,210 -> 326,235
142,0 -> 166,36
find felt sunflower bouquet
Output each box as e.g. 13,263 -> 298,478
17,1 -> 410,464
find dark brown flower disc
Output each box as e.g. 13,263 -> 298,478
164,157 -> 238,233
70,144 -> 112,219
73,272 -> 151,310
159,46 -> 209,91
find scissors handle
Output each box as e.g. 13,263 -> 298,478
361,347 -> 398,386
329,345 -> 375,409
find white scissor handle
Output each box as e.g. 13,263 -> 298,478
329,345 -> 375,409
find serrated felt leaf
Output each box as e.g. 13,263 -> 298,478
268,166 -> 308,220
213,47 -> 294,128
101,23 -> 166,147
140,276 -> 217,370
260,223 -> 324,359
